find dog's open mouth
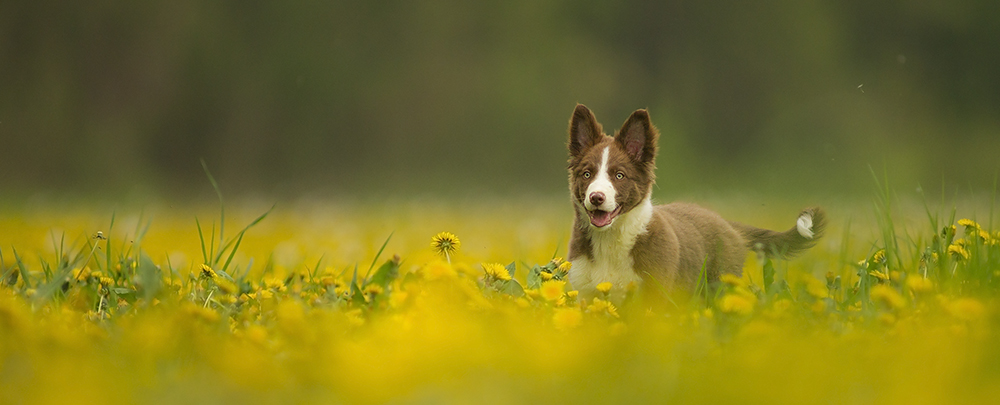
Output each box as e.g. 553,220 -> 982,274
587,206 -> 622,228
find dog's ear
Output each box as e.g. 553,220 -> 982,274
615,109 -> 658,164
568,104 -> 603,157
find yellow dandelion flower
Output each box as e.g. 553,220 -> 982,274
263,276 -> 287,292
869,270 -> 890,281
552,307 -> 583,330
540,280 -> 566,301
720,293 -> 755,315
363,284 -> 384,297
99,276 -> 115,288
587,298 -> 619,318
215,278 -> 238,295
319,275 -> 337,287
566,290 -> 579,299
431,232 -> 460,260
977,229 -> 991,242
948,244 -> 970,261
870,285 -> 905,310
200,264 -> 217,279
720,273 -> 745,287
481,263 -> 511,281
556,261 -> 572,274
805,277 -> 829,299
957,218 -> 980,230
947,298 -> 986,322
595,282 -> 613,294
72,267 -> 91,281
423,260 -> 456,280
906,276 -> 934,294
389,291 -> 409,308
872,249 -> 887,264
540,271 -> 554,281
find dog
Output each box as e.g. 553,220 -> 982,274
565,104 -> 825,302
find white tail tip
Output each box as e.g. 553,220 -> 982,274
796,213 -> 814,239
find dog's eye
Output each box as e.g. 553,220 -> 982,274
582,171 -> 591,179
616,172 -> 625,180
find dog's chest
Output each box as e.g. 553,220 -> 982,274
568,200 -> 653,295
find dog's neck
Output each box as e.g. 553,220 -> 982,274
580,194 -> 654,260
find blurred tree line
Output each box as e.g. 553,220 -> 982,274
1,0 -> 998,199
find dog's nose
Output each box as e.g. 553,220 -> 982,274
589,192 -> 605,207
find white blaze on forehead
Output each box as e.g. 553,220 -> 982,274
584,146 -> 617,212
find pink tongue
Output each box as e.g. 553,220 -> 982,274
590,210 -> 614,227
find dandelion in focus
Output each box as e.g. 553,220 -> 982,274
431,232 -> 461,263
948,243 -> 970,261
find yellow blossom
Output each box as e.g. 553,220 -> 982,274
539,280 -> 566,301
595,282 -> 613,294
871,249 -> 887,264
906,276 -> 934,294
540,271 -> 554,281
263,276 -> 286,291
552,307 -> 583,330
556,261 -> 572,274
423,260 -> 456,280
870,285 -> 905,310
482,263 -> 511,281
431,232 -> 460,258
869,270 -> 890,281
214,278 -> 238,295
720,273 -> 745,287
948,244 -> 970,261
948,298 -> 986,322
363,284 -> 384,300
957,218 -> 980,230
200,264 -> 217,279
720,293 -> 755,315
805,277 -> 829,299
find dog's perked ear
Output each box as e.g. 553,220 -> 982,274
568,104 -> 604,158
615,109 -> 658,164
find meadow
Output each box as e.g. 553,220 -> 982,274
1,185 -> 999,404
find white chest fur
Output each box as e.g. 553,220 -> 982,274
569,197 -> 653,298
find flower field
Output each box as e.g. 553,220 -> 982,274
2,194 -> 999,404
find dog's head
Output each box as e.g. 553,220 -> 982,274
567,104 -> 659,229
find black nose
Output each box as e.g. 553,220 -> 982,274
590,192 -> 605,207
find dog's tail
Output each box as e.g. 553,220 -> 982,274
730,207 -> 826,259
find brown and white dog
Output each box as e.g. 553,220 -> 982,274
565,104 -> 825,302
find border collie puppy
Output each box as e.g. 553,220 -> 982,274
566,104 -> 825,301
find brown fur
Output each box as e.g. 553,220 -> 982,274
565,104 -> 826,299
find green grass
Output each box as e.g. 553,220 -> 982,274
1,183 -> 999,404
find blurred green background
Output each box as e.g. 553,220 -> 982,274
2,0 -> 998,200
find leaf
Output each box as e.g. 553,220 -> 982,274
369,259 -> 400,288
504,262 -> 516,279
137,253 -> 161,302
527,265 -> 543,290
499,279 -> 525,297
113,287 -> 134,295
